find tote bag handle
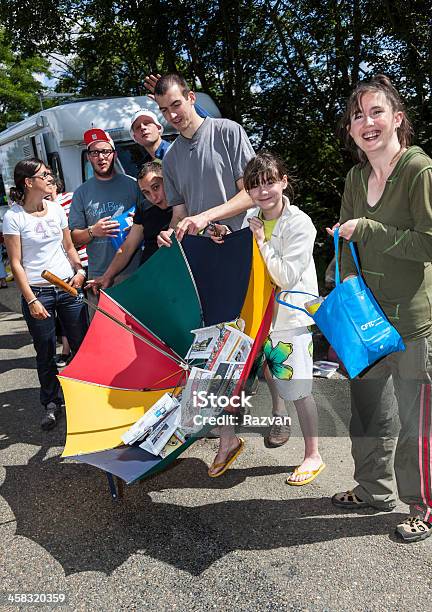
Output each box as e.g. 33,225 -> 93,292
275,290 -> 319,317
334,227 -> 362,285
276,227 -> 362,317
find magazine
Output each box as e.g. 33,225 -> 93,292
121,393 -> 180,445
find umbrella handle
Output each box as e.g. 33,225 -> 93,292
41,270 -> 78,297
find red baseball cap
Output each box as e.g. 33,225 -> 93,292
83,128 -> 115,150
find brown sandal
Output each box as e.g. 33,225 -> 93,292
395,516 -> 432,542
331,490 -> 371,509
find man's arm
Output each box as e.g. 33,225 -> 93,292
87,224 -> 144,292
176,179 -> 252,240
71,217 -> 121,247
69,190 -> 121,247
157,204 -> 187,247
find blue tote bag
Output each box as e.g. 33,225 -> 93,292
276,229 -> 405,378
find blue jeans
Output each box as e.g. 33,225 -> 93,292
22,287 -> 89,407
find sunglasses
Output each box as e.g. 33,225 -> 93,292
88,149 -> 114,158
31,170 -> 53,180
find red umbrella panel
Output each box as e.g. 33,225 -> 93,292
62,291 -> 186,391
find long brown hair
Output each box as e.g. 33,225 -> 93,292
10,158 -> 44,203
338,74 -> 413,162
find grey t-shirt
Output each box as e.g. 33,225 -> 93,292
69,173 -> 146,277
162,117 -> 255,230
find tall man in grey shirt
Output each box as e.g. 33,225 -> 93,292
149,73 -> 255,247
150,73 -> 255,476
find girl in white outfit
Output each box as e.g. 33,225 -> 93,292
215,151 -> 325,485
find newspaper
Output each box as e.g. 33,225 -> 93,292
222,361 -> 245,396
313,360 -> 339,378
159,428 -> 187,459
208,361 -> 246,396
206,324 -> 253,372
180,361 -> 247,433
121,393 -> 180,445
139,404 -> 181,455
180,324 -> 253,434
186,324 -> 224,360
180,367 -> 215,432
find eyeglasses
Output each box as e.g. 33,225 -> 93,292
88,149 -> 114,158
31,170 -> 53,180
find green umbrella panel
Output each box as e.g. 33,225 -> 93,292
106,236 -> 203,358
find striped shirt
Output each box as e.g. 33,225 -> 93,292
56,192 -> 88,266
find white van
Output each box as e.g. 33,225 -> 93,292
0,93 -> 220,198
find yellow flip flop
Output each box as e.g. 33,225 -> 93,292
286,462 -> 326,486
208,438 -> 245,478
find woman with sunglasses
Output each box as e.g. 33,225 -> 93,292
3,159 -> 88,430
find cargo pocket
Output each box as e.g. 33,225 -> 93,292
363,269 -> 383,293
363,269 -> 400,321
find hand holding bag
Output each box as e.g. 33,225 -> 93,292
276,228 -> 405,378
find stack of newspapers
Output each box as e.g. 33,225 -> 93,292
180,322 -> 253,431
186,322 -> 252,394
123,321 -> 254,445
121,393 -> 186,458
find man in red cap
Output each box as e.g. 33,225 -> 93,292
68,128 -> 146,314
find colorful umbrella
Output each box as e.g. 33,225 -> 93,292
54,229 -> 274,488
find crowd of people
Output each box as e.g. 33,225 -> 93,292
2,73 -> 432,543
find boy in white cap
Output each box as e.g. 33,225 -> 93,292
130,109 -> 171,161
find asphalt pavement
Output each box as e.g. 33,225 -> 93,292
0,282 -> 431,611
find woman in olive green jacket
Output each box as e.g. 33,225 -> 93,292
328,75 -> 432,543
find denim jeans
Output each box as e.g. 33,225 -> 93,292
22,287 -> 89,406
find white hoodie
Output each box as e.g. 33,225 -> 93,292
243,196 -> 319,331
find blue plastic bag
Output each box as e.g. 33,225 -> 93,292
276,229 -> 405,378
110,206 -> 135,251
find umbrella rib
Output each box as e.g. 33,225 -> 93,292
58,375 -> 178,392
92,299 -> 188,369
177,237 -> 205,327
101,291 -> 187,365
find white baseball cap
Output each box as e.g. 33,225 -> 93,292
129,110 -> 163,141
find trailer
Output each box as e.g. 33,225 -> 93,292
0,93 -> 220,198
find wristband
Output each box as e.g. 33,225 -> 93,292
27,297 -> 38,306
76,268 -> 86,277
88,225 -> 94,239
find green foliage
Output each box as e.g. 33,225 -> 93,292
0,29 -> 51,130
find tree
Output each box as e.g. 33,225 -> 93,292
2,0 -> 432,273
0,29 -> 51,131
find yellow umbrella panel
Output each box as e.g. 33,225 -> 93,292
60,378 -> 175,457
